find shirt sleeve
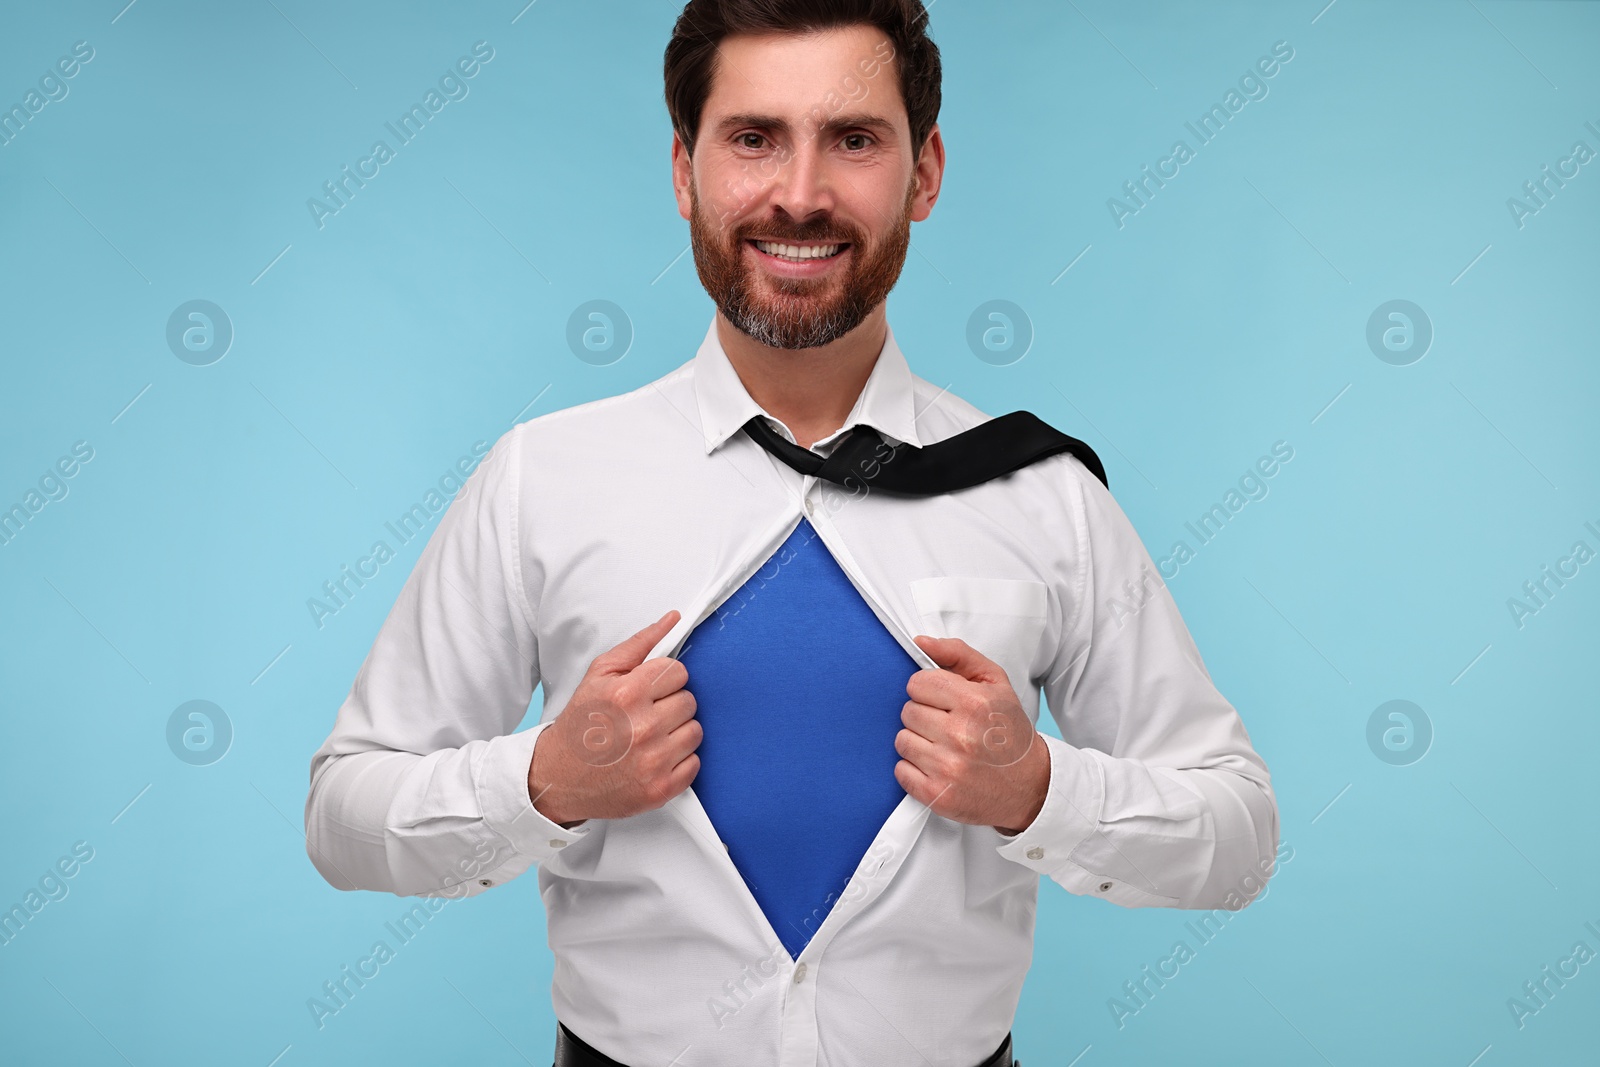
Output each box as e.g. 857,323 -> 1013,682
993,458 -> 1281,910
303,422 -> 588,899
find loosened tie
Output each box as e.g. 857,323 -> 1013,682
741,411 -> 1108,496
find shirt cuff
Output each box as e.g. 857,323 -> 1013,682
994,733 -> 1104,876
993,738 -> 1184,907
476,720 -> 591,864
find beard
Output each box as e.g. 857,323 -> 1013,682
688,176 -> 916,350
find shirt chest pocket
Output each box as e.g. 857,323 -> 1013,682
908,576 -> 1050,704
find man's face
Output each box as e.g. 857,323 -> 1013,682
673,26 -> 941,350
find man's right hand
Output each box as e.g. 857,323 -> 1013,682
527,609 -> 701,828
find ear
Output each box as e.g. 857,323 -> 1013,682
671,131 -> 694,222
909,123 -> 945,223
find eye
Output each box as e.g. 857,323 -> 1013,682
737,133 -> 767,150
841,133 -> 873,152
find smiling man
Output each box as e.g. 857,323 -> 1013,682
304,3 -> 1279,1066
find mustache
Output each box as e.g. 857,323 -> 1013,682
734,221 -> 861,244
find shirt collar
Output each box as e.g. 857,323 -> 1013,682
692,316 -> 924,455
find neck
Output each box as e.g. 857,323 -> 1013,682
716,306 -> 887,450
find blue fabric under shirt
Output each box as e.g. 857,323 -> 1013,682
677,517 -> 917,959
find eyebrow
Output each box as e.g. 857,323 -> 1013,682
712,112 -> 898,140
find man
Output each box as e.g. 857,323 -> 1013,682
304,2 -> 1279,1065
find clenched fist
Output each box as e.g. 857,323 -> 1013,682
894,634 -> 1051,835
527,610 -> 702,827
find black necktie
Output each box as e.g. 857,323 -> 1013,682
741,412 -> 1107,497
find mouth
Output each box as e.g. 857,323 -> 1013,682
746,238 -> 850,263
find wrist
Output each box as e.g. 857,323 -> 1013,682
995,732 -> 1050,835
528,728 -> 578,827
530,778 -> 584,829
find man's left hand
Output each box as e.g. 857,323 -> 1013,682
895,635 -> 1051,835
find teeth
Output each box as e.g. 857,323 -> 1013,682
754,241 -> 842,261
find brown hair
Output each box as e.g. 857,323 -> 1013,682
664,0 -> 941,159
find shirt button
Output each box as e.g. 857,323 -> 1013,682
804,498 -> 815,518
793,963 -> 808,984
1025,846 -> 1044,860
1099,881 -> 1114,893
549,839 -> 567,849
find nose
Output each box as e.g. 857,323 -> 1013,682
766,136 -> 837,224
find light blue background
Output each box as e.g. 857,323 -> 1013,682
2,1 -> 1597,1064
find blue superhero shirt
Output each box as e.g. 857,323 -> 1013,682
677,517 -> 918,959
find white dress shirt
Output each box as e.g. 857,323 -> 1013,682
304,316 -> 1278,1067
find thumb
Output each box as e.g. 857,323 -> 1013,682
596,609 -> 681,674
913,634 -> 1005,684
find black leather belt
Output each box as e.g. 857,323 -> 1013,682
554,1021 -> 1018,1067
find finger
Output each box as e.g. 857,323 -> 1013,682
669,752 -> 701,791
899,700 -> 950,742
634,655 -> 689,699
893,758 -> 935,805
595,610 -> 681,674
906,666 -> 973,710
894,726 -> 943,769
912,634 -> 1006,685
659,693 -> 701,736
668,713 -> 707,755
